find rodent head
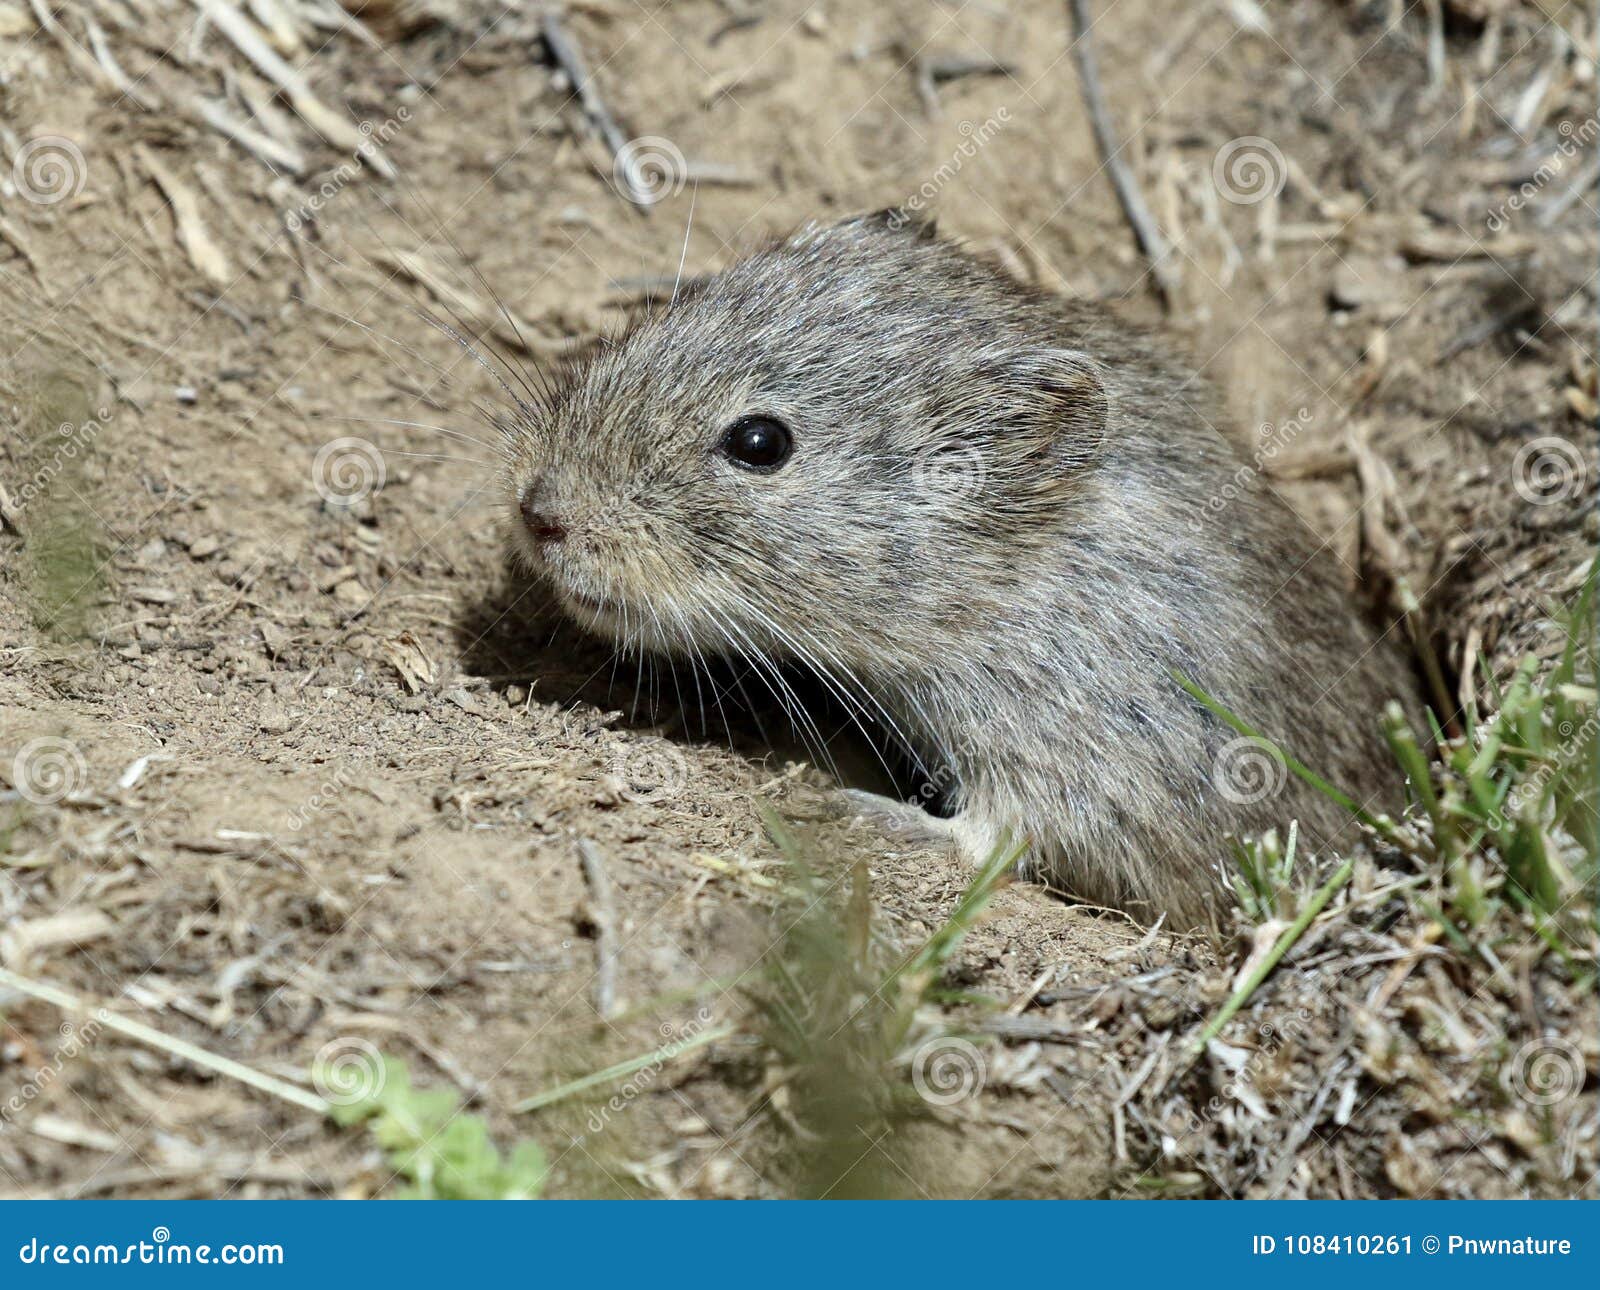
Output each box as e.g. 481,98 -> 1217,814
507,213 -> 1109,671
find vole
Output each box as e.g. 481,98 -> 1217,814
505,213 -> 1414,928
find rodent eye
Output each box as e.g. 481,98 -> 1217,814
719,415 -> 792,472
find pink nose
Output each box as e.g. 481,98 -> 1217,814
519,484 -> 567,545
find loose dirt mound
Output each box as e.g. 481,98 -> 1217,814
0,0 -> 1593,1197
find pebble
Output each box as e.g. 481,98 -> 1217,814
332,578 -> 368,608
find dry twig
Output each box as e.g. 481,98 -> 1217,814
1067,0 -> 1178,307
577,838 -> 621,1020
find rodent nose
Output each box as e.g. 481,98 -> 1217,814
519,484 -> 567,545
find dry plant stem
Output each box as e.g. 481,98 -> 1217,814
179,86 -> 308,173
192,0 -> 394,176
1066,0 -> 1177,307
1396,576 -> 1461,739
0,480 -> 22,534
1190,856 -> 1356,1053
577,838 -> 620,1020
540,8 -> 653,211
82,13 -> 159,110
0,965 -> 331,1115
27,0 -> 109,91
512,1021 -> 737,1113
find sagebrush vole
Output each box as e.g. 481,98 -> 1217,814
504,213 -> 1415,927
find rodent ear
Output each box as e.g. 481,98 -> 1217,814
840,209 -> 939,240
995,348 -> 1109,472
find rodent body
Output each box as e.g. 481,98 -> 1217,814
506,214 -> 1414,928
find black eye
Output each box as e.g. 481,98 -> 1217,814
719,415 -> 792,472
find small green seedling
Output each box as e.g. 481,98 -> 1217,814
320,1054 -> 547,1200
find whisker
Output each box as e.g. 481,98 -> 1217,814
295,254 -> 530,445
309,413 -> 502,456
373,448 -> 498,468
368,183 -> 559,416
717,582 -> 922,785
712,614 -> 842,783
292,216 -> 544,430
671,182 -> 699,308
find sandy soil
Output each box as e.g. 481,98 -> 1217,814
0,0 -> 1594,1197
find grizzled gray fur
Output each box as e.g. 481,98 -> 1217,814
504,213 -> 1416,928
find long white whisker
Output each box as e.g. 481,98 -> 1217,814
310,414 -> 502,455
370,180 -> 560,414
372,448 -> 498,468
293,249 -> 535,441
671,182 -> 699,308
712,614 -> 842,783
716,582 -> 920,781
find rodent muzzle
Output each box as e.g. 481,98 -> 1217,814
518,480 -> 567,546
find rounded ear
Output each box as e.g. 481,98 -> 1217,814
990,348 -> 1109,472
838,208 -> 939,240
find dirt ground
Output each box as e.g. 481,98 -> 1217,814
0,0 -> 1595,1198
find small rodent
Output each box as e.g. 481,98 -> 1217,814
506,213 -> 1415,928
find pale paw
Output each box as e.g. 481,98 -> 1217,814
835,789 -> 961,851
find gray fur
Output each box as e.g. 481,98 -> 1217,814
505,215 -> 1416,928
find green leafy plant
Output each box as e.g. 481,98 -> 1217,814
1178,569 -> 1597,1051
322,1054 -> 547,1199
1229,821 -> 1303,924
1379,573 -> 1597,937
